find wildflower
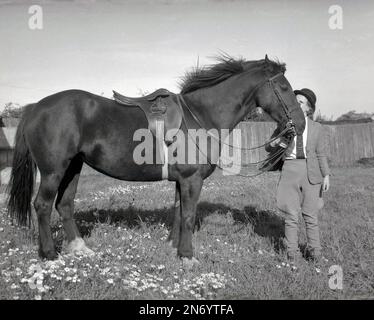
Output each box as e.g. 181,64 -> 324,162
37,287 -> 46,293
35,295 -> 42,300
28,278 -> 38,290
101,267 -> 111,274
258,250 -> 263,255
107,279 -> 114,285
28,264 -> 43,275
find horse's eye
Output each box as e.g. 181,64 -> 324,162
279,84 -> 288,91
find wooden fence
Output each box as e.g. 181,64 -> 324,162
236,121 -> 374,166
0,122 -> 373,183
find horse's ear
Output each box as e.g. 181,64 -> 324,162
265,54 -> 269,63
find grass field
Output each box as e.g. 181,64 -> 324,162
0,165 -> 373,300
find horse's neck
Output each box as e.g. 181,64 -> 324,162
183,76 -> 258,131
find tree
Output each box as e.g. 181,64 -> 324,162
1,102 -> 24,118
314,109 -> 334,123
336,110 -> 374,122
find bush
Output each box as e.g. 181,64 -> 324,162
1,103 -> 24,119
356,157 -> 374,168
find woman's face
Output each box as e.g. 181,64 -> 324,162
296,94 -> 312,117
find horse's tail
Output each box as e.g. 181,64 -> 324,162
7,104 -> 37,227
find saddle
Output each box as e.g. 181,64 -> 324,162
113,89 -> 183,143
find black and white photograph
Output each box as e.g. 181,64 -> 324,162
0,0 -> 373,304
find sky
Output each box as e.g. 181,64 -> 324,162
0,0 -> 373,119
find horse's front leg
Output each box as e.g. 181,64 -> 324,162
178,174 -> 203,266
167,181 -> 181,248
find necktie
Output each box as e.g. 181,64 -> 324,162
296,134 -> 305,159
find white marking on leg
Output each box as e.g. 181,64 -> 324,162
67,237 -> 94,256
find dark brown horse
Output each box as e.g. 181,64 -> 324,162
7,55 -> 305,265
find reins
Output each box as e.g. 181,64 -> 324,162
179,112 -> 287,178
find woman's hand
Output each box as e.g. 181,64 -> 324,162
322,175 -> 330,192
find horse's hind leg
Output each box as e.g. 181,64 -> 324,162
167,181 -> 181,248
34,174 -> 61,260
55,156 -> 93,256
178,174 -> 203,265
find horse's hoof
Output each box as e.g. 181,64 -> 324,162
77,246 -> 95,257
181,257 -> 200,270
67,238 -> 95,257
45,254 -> 65,267
39,249 -> 58,261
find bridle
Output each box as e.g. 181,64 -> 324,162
263,72 -> 293,122
175,72 -> 298,177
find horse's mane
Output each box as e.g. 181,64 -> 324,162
179,54 -> 286,94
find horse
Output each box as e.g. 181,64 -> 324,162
7,54 -> 305,265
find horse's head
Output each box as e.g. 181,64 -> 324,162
253,55 -> 305,136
